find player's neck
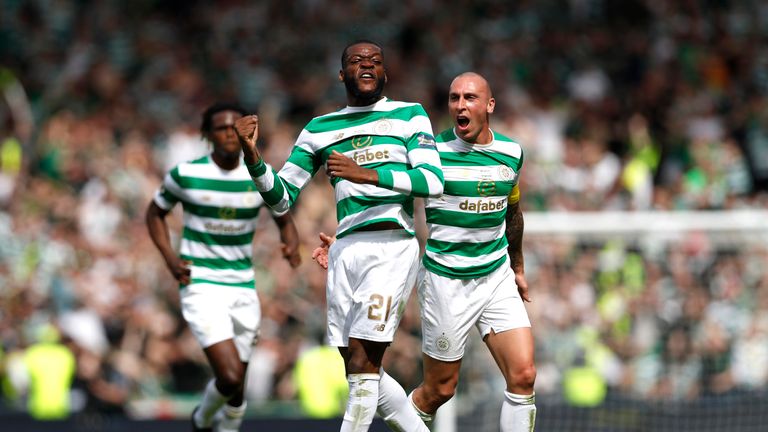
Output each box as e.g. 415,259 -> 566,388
348,94 -> 383,107
211,151 -> 240,170
475,127 -> 493,145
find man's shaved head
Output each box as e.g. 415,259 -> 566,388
448,72 -> 496,144
451,72 -> 492,99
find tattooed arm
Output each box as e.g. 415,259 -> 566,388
505,186 -> 530,302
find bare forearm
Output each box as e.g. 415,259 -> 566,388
505,202 -> 524,274
273,212 -> 302,267
275,214 -> 299,246
326,150 -> 379,185
242,146 -> 261,165
145,204 -> 176,261
355,167 -> 379,185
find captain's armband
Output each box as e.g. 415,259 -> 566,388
508,184 -> 520,205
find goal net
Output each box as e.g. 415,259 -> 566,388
443,210 -> 768,432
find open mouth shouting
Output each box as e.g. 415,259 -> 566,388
456,114 -> 470,131
359,72 -> 376,81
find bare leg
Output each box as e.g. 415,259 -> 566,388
338,338 -> 388,432
193,340 -> 246,429
485,328 -> 537,432
410,354 -> 462,425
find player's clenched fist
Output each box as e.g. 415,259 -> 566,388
234,115 -> 261,163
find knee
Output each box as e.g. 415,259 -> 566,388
345,350 -> 372,374
345,342 -> 384,374
216,364 -> 245,396
421,379 -> 458,410
433,382 -> 457,406
510,364 -> 537,391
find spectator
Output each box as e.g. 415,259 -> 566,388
22,323 -> 76,419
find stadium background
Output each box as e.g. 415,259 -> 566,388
2,0 -> 768,431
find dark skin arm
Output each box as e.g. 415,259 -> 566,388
234,115 -> 261,165
147,201 -> 302,277
327,150 -> 379,184
145,202 -> 191,285
505,200 -> 530,302
233,115 -> 301,267
236,115 -> 377,185
273,212 -> 302,268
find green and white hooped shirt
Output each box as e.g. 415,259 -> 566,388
423,128 -> 524,279
247,97 -> 444,239
154,155 -> 274,289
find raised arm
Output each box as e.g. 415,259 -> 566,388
234,114 -> 264,167
236,115 -> 320,215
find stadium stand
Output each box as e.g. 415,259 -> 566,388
2,1 -> 768,430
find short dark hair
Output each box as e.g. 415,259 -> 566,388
340,40 -> 383,68
200,102 -> 247,134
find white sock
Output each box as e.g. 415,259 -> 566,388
376,369 -> 429,432
500,391 -> 536,432
194,379 -> 228,428
213,401 -> 247,432
407,391 -> 434,428
340,373 -> 380,432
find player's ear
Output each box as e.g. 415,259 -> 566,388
339,70 -> 344,82
487,97 -> 496,114
384,72 -> 388,85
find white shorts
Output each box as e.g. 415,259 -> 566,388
326,230 -> 420,347
180,284 -> 261,362
418,264 -> 531,362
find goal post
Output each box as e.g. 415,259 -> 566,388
524,210 -> 768,238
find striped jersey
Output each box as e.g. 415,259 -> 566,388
247,97 -> 444,238
423,128 -> 524,279
153,155 -> 273,289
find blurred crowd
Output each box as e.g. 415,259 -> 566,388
2,0 -> 768,421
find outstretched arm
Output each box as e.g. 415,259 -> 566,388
145,202 -> 191,285
505,187 -> 530,302
236,115 -> 319,215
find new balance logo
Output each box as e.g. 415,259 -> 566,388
373,324 -> 386,332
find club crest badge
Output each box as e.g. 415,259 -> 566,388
498,166 -> 516,181
374,119 -> 392,135
436,336 -> 451,352
242,193 -> 258,206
